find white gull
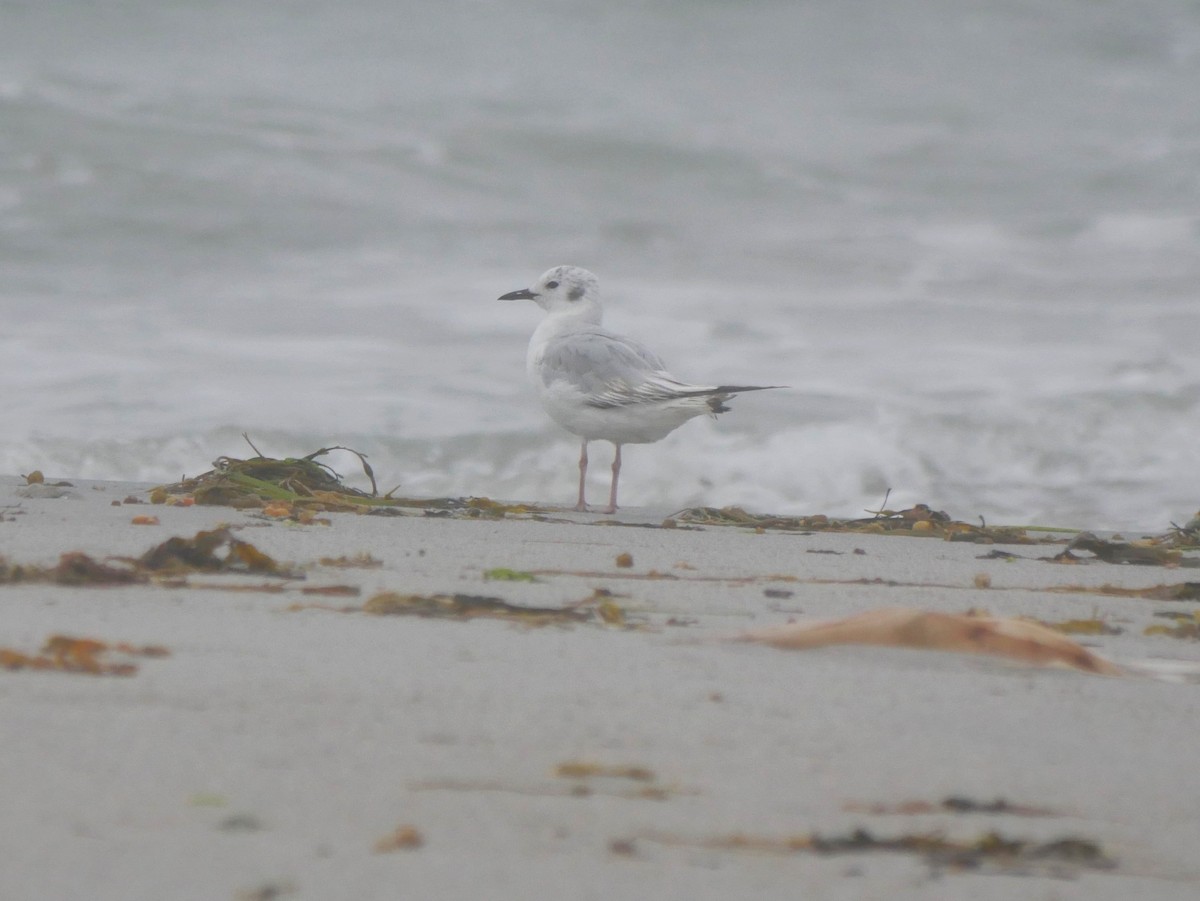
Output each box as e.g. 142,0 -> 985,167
500,265 -> 779,513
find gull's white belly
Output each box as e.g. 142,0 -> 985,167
537,379 -> 710,444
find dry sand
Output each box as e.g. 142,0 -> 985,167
2,475 -> 1199,900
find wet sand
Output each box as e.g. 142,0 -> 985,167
2,475 -> 1199,900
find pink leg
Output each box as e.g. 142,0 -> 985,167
574,440 -> 589,512
602,443 -> 622,514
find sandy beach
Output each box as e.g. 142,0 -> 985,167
3,473 -> 1200,900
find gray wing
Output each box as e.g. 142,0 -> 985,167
539,327 -> 716,409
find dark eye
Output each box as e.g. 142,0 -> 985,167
545,280 -> 559,289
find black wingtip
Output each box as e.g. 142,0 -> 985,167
712,385 -> 786,394
706,385 -> 784,415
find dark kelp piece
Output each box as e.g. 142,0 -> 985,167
138,528 -> 296,578
845,796 -> 1057,817
1052,532 -> 1195,567
52,552 -> 146,586
637,826 -> 1116,874
363,591 -> 596,625
0,552 -> 146,586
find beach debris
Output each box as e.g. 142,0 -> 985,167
1145,610 -> 1200,640
354,589 -> 634,627
218,813 -> 265,833
977,549 -> 1020,561
0,552 -> 145,586
457,496 -> 542,517
20,470 -> 73,488
1034,616 -> 1122,636
735,608 -> 1123,675
363,591 -> 594,625
634,826 -> 1116,874
2,544 -> 359,594
1048,532 -> 1193,567
595,596 -> 626,625
235,881 -> 297,901
138,528 -> 297,578
555,761 -> 655,782
1042,581 -> 1200,602
152,438 -> 553,519
482,567 -> 538,582
844,796 -> 1058,817
131,514 -> 160,526
554,760 -> 673,800
317,553 -> 383,569
373,825 -> 424,853
609,838 -> 639,856
55,552 -> 146,585
672,505 -> 1038,544
0,634 -> 169,676
615,552 -> 634,568
154,438 -> 383,510
299,584 -> 360,597
15,481 -> 77,499
1167,511 -> 1200,548
412,767 -> 685,802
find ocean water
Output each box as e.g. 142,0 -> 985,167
2,0 -> 1199,530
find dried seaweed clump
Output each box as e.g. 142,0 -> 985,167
155,440 -> 385,511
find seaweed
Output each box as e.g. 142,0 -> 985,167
554,761 -> 676,800
1145,610 -> 1200,640
152,438 -> 562,520
364,591 -> 594,625
672,505 -> 1041,545
1046,581 -> 1200,602
317,553 -> 383,569
53,552 -> 146,585
1,634 -> 168,676
845,796 -> 1057,817
0,529 -> 322,589
634,826 -> 1116,874
482,567 -> 538,582
1032,615 -> 1123,636
138,528 -> 298,578
554,761 -> 656,782
412,759 -> 685,803
1049,532 -> 1195,567
154,437 -> 386,511
0,552 -> 145,586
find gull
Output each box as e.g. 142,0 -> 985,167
499,265 -> 779,513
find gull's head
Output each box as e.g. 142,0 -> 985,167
498,266 -> 601,320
